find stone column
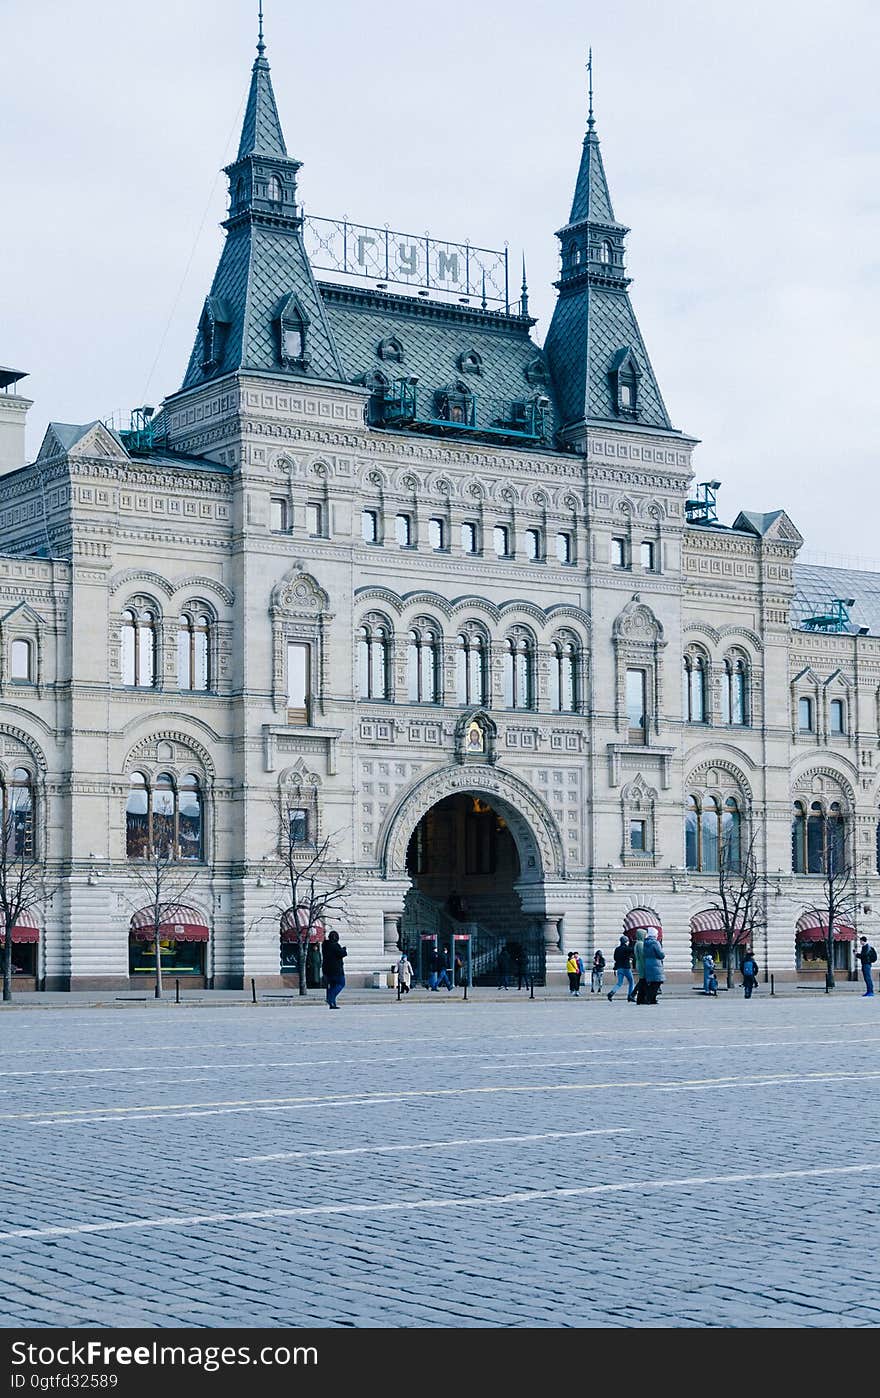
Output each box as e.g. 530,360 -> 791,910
383,911 -> 402,953
541,916 -> 561,954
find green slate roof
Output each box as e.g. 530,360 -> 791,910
568,126 -> 622,228
321,286 -> 557,443
237,54 -> 288,159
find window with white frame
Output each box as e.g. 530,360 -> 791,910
10,639 -> 33,683
406,624 -> 440,703
721,654 -> 749,725
286,642 -> 310,723
357,621 -> 391,700
455,629 -> 488,706
502,630 -> 535,709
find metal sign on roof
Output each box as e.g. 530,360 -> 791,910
303,215 -> 510,309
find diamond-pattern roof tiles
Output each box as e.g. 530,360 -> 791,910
237,56 -> 288,159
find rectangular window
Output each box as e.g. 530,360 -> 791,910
830,698 -> 845,735
612,537 -> 627,568
493,525 -> 510,557
629,819 -> 647,852
798,696 -> 814,732
429,517 -> 446,550
270,497 -> 289,533
525,528 -> 542,561
626,668 -> 647,741
395,513 -> 412,547
289,807 -> 310,846
640,541 -> 656,571
10,640 -> 31,682
286,642 -> 310,724
362,509 -> 379,543
306,502 -> 323,537
556,532 -> 573,564
461,522 -> 478,554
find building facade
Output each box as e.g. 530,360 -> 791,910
0,34 -> 876,990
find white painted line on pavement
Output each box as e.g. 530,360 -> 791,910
235,1127 -> 632,1163
2,1034 -> 878,1080
17,1067 -> 877,1126
0,1162 -> 878,1244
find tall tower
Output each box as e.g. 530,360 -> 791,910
544,59 -> 672,449
179,17 -> 342,391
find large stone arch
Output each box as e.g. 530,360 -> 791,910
380,764 -> 565,884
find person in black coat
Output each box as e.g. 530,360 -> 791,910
321,929 -> 347,1009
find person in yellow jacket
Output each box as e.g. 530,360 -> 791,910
566,951 -> 581,996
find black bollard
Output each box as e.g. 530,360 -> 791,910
251,976 -> 257,1004
463,980 -> 468,1001
529,977 -> 535,1000
175,978 -> 180,1004
770,974 -> 775,997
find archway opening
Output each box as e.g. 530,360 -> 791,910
401,792 -> 544,985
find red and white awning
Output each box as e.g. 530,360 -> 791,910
130,905 -> 210,942
796,914 -> 855,943
623,909 -> 662,941
691,908 -> 751,946
281,907 -> 325,944
0,911 -> 40,944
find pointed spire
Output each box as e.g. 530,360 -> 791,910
567,50 -> 616,225
520,255 -> 529,317
481,271 -> 487,311
237,4 -> 287,160
587,47 -> 594,133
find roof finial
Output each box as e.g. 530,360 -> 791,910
257,1 -> 266,57
520,255 -> 529,317
481,271 -> 487,311
587,47 -> 595,131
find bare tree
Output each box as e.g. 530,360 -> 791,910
258,792 -> 352,997
126,844 -> 200,1000
0,799 -> 52,1003
799,815 -> 858,992
694,827 -> 769,990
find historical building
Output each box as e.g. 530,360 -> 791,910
0,29 -> 875,990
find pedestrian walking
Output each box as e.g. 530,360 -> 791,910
566,951 -> 582,996
741,949 -> 759,999
643,930 -> 665,1005
497,943 -> 511,990
436,950 -> 453,991
591,950 -> 606,994
701,950 -> 717,996
397,952 -> 413,994
857,935 -> 877,996
633,928 -> 648,1004
607,935 -> 634,1001
321,929 -> 347,1009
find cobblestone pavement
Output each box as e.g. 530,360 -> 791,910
0,990 -> 878,1328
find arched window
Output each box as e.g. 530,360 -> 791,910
177,612 -> 211,691
722,655 -> 748,725
126,771 -> 203,862
503,633 -> 534,710
2,768 -> 34,858
406,626 -> 440,704
10,639 -> 33,682
550,636 -> 579,713
599,240 -> 612,264
829,698 -> 846,735
685,793 -> 741,872
792,797 -> 848,874
455,631 -> 487,706
683,652 -> 708,723
121,608 -> 156,687
268,174 -> 283,205
357,621 -> 390,700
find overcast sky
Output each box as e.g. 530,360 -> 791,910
2,0 -> 878,561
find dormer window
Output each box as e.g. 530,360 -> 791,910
458,349 -> 483,376
377,336 -> 404,362
609,347 -> 641,418
276,293 -> 310,369
435,383 -> 475,426
199,297 -> 229,373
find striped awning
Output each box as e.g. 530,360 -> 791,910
623,909 -> 662,941
796,914 -> 855,943
0,911 -> 40,944
281,907 -> 325,943
129,905 -> 210,942
691,908 -> 750,945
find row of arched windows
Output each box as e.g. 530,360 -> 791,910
121,610 -> 212,691
685,795 -> 743,872
683,652 -> 749,725
791,799 -> 847,875
357,622 -> 583,712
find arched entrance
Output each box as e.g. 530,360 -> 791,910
381,766 -> 565,987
